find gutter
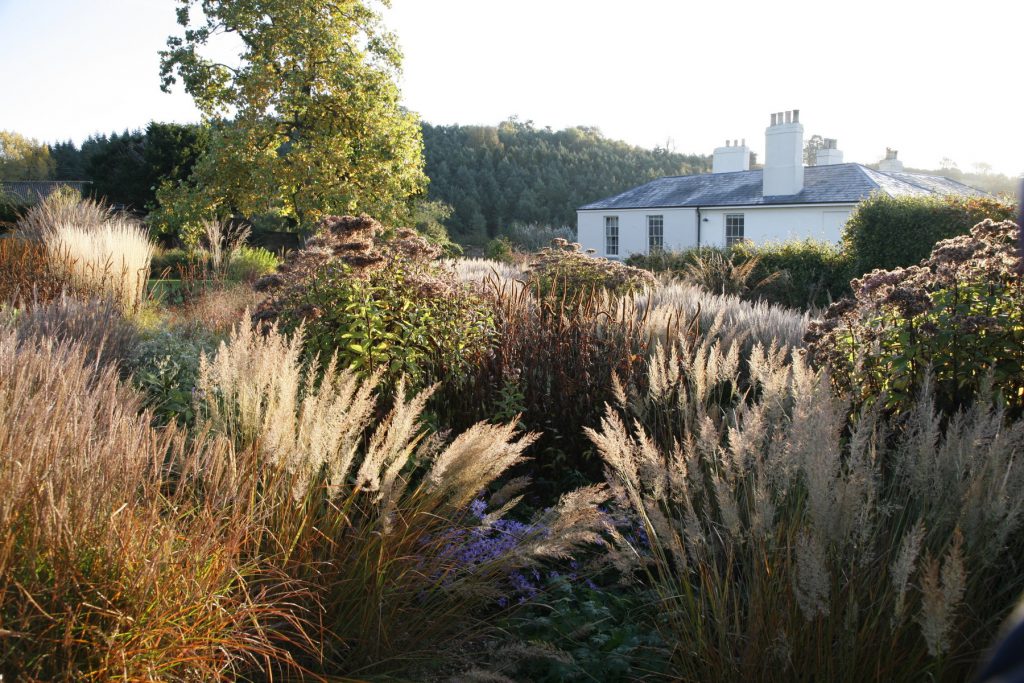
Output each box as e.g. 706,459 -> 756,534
696,207 -> 702,247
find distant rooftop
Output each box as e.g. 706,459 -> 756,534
1,180 -> 91,203
578,164 -> 985,211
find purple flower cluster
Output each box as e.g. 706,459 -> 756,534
431,499 -> 601,607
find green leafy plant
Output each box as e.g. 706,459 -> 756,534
256,214 -> 494,391
225,244 -> 279,283
500,576 -> 668,681
127,329 -> 216,425
807,219 -> 1024,416
485,235 -> 516,263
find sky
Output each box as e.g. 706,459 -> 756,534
0,0 -> 1021,176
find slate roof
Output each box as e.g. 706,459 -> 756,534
578,163 -> 985,211
1,180 -> 90,203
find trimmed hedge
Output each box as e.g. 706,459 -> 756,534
841,193 -> 1014,275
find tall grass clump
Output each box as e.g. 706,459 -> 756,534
193,321 -> 611,676
45,218 -> 154,313
14,294 -> 139,370
636,280 -> 809,357
0,237 -> 64,305
590,344 -> 1024,682
0,331 -> 289,680
14,186 -> 111,241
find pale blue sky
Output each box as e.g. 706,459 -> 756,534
1,0 -> 1021,176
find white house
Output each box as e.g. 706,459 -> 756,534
577,110 -> 984,258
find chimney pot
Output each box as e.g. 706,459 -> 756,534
741,138 -> 746,146
771,113 -> 777,126
785,110 -> 792,124
777,111 -> 784,125
793,109 -> 800,123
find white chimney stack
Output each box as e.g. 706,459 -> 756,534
763,109 -> 804,196
712,137 -> 751,173
816,138 -> 844,166
878,148 -> 904,172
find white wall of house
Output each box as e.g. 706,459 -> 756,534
578,203 -> 854,257
578,207 -> 698,259
699,204 -> 855,247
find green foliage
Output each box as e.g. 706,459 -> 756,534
285,258 -> 492,389
410,198 -> 462,256
630,241 -> 854,310
842,193 -> 1014,275
225,245 -> 279,283
0,190 -> 28,228
527,239 -> 655,299
808,219 -> 1024,417
150,247 -> 194,275
45,123 -> 210,215
0,130 -> 54,180
257,215 -> 493,391
502,577 -> 668,681
159,0 -> 427,228
128,329 -> 215,425
422,119 -> 709,240
485,236 -> 515,263
733,239 -> 853,309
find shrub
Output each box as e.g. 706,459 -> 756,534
842,193 -> 1014,276
0,191 -> 28,229
590,347 -> 1024,682
485,235 -> 516,263
678,248 -> 786,299
255,214 -> 495,391
150,246 -> 194,274
526,239 -> 655,299
225,244 -> 279,282
732,239 -> 853,309
807,219 -> 1024,417
625,247 -> 699,273
0,331 -> 287,679
194,321 -> 611,676
44,218 -> 154,313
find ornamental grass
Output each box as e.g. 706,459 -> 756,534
590,340 -> 1024,682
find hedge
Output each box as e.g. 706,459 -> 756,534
841,193 -> 1015,275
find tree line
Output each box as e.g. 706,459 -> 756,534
2,121 -> 711,244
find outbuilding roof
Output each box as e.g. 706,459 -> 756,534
578,163 -> 985,211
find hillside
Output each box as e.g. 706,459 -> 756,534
422,119 -> 709,241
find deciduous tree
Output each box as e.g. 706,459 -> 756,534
0,131 -> 55,181
157,0 -> 426,231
